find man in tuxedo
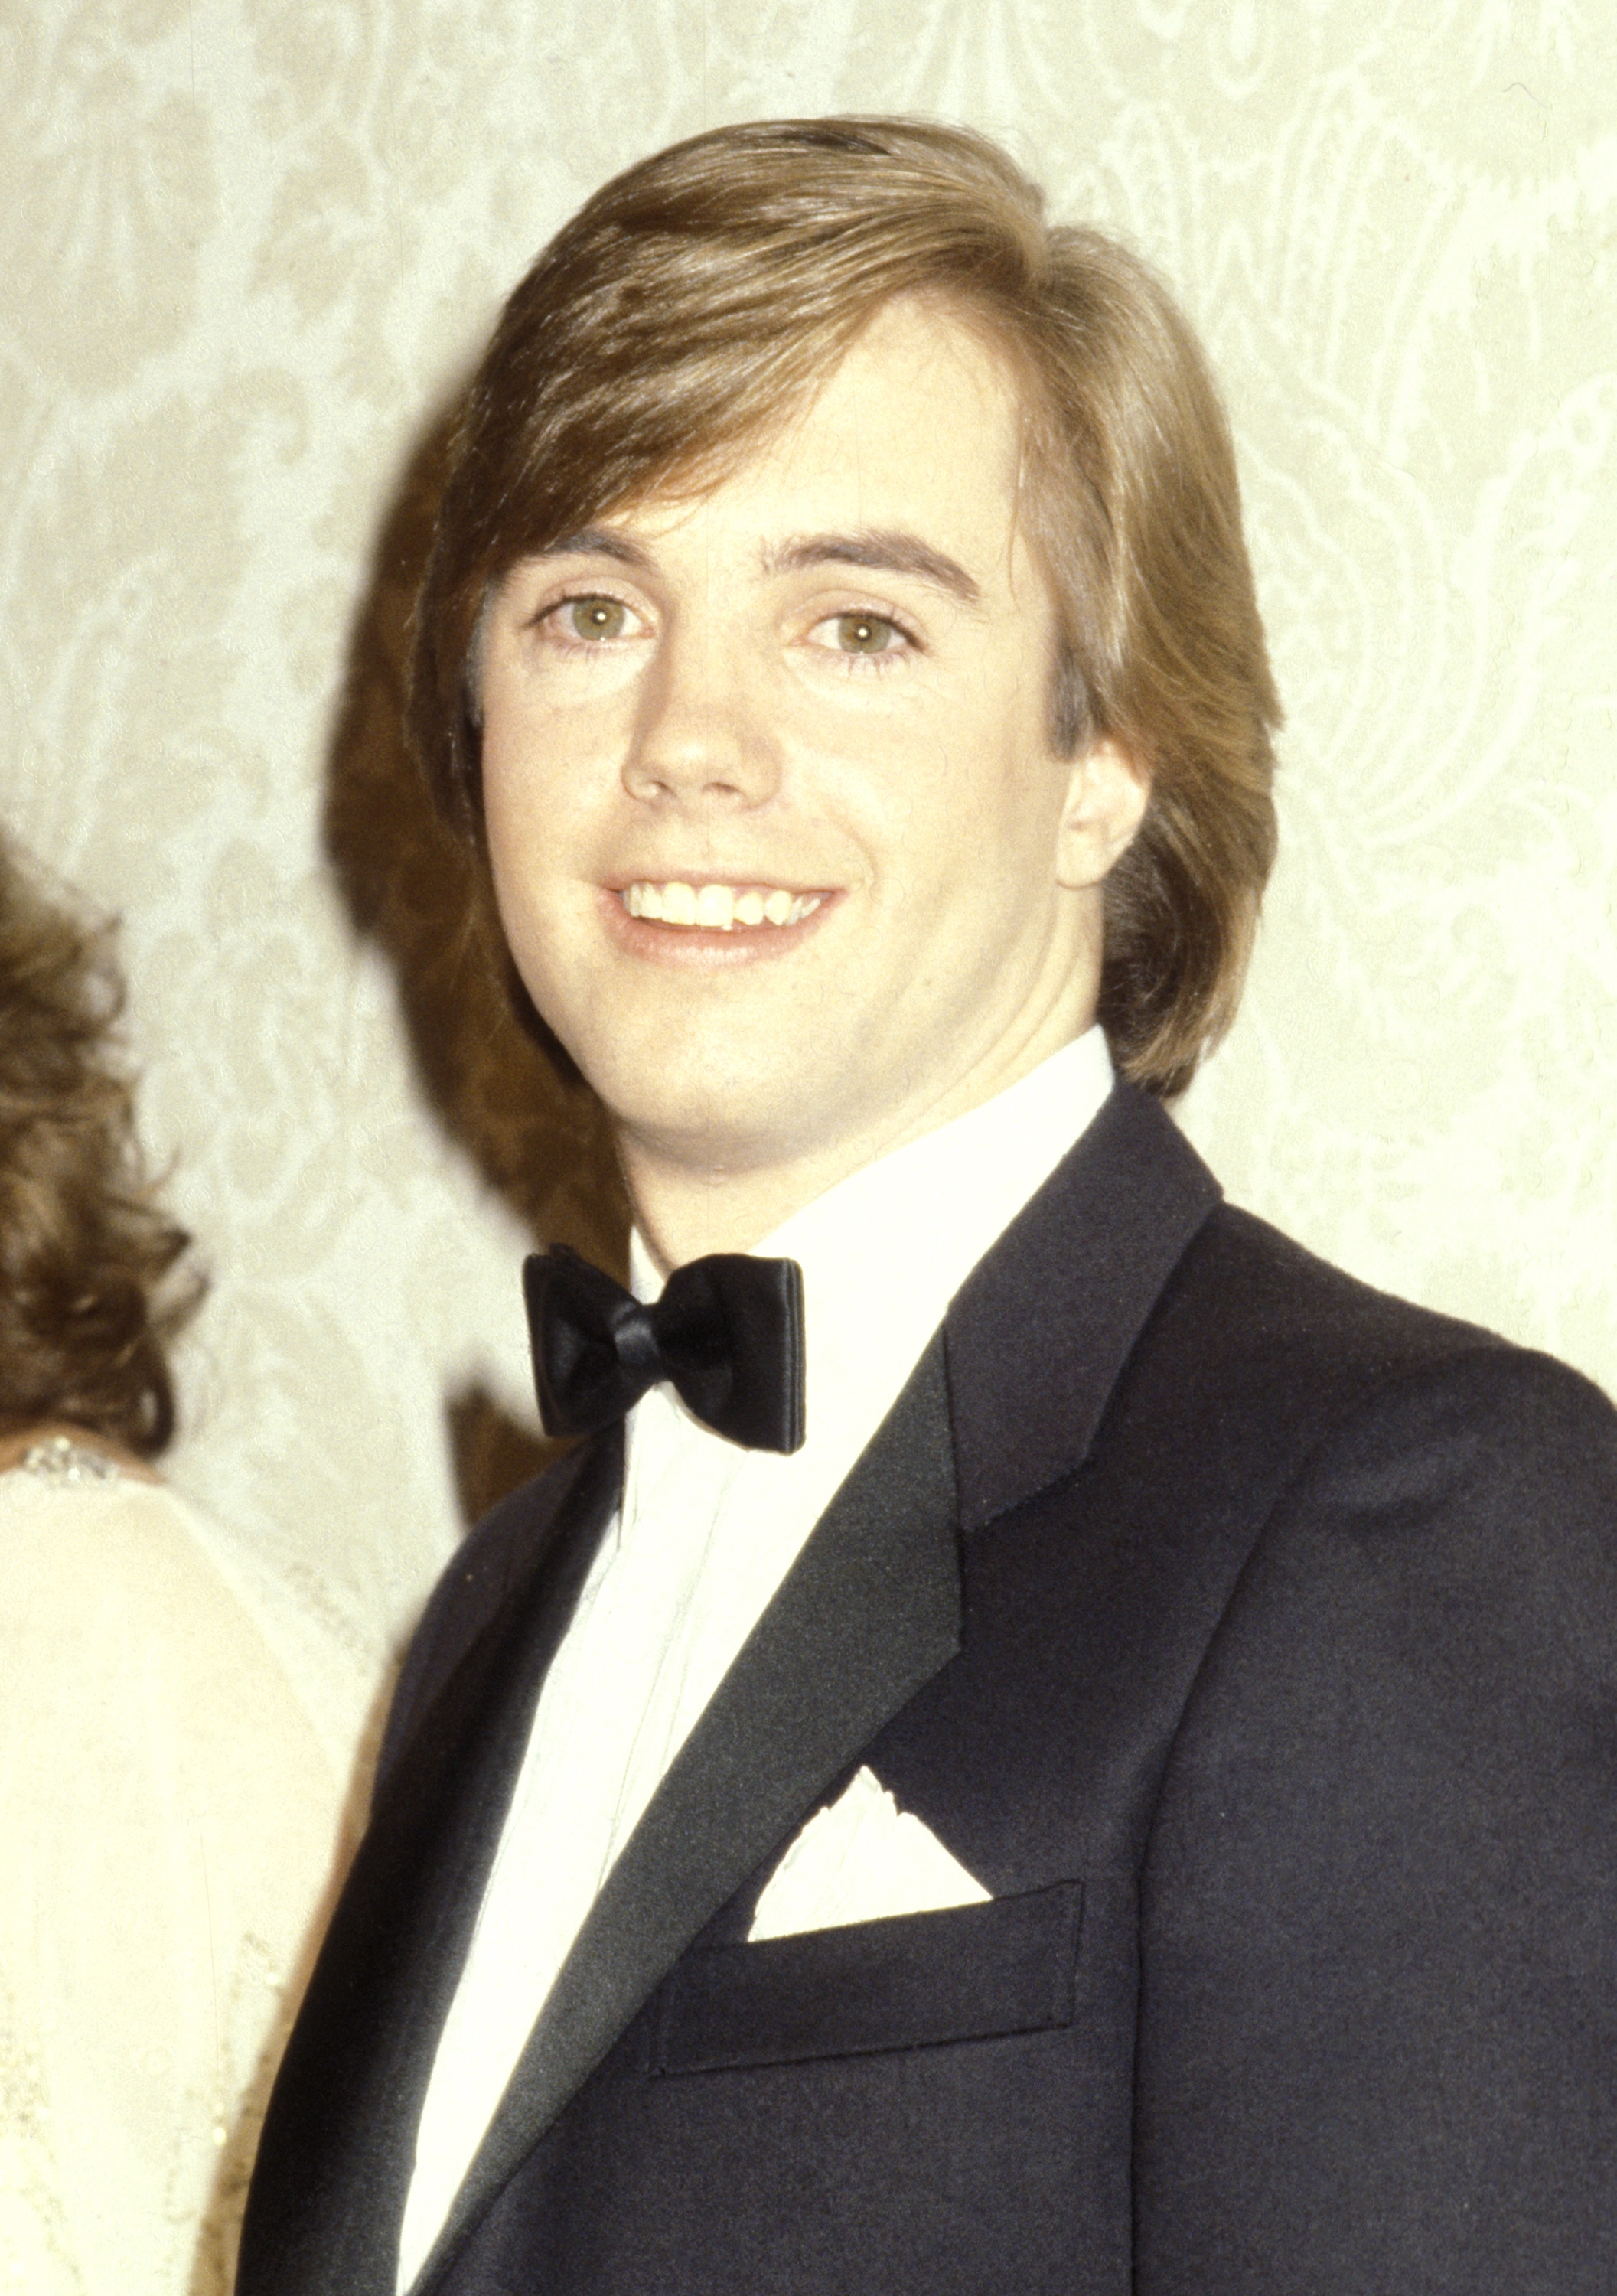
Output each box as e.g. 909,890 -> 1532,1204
240,118 -> 1617,2294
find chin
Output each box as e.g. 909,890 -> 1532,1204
606,1068 -> 825,1177
586,1019 -> 787,1120
618,1097 -> 782,1170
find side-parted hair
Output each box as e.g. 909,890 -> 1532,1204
0,837 -> 200,1456
409,116 -> 1280,1097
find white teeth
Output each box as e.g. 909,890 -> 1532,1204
621,882 -> 823,931
694,884 -> 734,929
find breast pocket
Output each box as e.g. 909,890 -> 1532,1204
650,1879 -> 1083,2076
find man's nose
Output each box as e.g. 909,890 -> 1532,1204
621,625 -> 782,808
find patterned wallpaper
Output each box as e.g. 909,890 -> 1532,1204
3,0 -> 1613,1669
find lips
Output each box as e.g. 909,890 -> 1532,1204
620,881 -> 825,931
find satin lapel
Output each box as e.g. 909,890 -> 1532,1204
236,1433 -> 621,2296
946,1083 -> 1223,1528
417,1335 -> 961,2289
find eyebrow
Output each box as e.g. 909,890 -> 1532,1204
533,523 -> 983,608
533,528 -> 652,569
763,530 -> 983,607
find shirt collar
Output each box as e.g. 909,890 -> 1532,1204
628,1027 -> 1114,1476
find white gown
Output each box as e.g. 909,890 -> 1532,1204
0,1447 -> 380,2293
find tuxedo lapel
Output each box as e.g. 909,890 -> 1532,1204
236,1434 -> 622,2296
946,1083 -> 1223,1528
416,1336 -> 961,2290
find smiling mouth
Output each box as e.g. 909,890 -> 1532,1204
621,881 -> 825,931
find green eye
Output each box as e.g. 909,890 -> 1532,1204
567,596 -> 628,641
835,612 -> 899,654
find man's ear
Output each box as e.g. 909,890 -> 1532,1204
1055,735 -> 1150,891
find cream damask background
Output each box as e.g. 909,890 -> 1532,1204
3,0 -> 1614,1679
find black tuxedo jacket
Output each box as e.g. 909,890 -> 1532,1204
239,1086 -> 1617,2294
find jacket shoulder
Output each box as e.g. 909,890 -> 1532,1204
1141,1196 -> 1567,1431
1184,1197 -> 1505,1361
1135,1215 -> 1617,2290
1182,1198 -> 1612,1440
1080,1192 -> 1615,1651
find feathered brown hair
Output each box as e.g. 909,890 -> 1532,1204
0,838 -> 201,1456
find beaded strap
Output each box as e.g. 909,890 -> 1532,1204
15,1433 -> 122,1484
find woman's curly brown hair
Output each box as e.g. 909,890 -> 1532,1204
0,837 -> 202,1457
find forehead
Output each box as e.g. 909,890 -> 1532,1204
605,298 -> 1034,585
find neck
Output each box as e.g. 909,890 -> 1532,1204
621,1137 -> 878,1277
619,1017 -> 1100,1274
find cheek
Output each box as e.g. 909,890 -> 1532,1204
481,767 -> 544,931
481,693 -> 604,865
481,739 -> 580,967
478,681 -> 538,833
925,732 -> 1055,876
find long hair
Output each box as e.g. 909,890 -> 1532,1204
410,116 -> 1280,1097
0,838 -> 201,1455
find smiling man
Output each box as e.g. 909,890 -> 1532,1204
477,294 -> 1145,1264
240,120 -> 1617,2296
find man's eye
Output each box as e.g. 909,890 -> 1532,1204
558,595 -> 633,641
828,612 -> 902,655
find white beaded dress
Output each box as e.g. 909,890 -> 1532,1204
0,1440 -> 377,2294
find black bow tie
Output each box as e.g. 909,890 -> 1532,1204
523,1244 -> 806,1453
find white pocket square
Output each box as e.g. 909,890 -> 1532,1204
748,1765 -> 990,1941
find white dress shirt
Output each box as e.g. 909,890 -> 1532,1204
398,1027 -> 1115,2289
